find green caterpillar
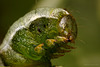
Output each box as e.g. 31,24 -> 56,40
0,8 -> 77,67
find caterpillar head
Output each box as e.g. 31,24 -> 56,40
49,14 -> 77,59
58,15 -> 77,43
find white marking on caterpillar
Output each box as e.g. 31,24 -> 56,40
59,16 -> 67,29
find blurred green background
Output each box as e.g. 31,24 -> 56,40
0,0 -> 100,67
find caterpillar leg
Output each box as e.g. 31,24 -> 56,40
46,39 -> 56,47
34,44 -> 44,54
55,36 -> 67,43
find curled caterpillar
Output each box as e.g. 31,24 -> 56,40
0,8 -> 77,67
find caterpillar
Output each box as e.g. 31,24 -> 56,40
0,8 -> 77,67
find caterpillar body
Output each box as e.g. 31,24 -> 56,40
0,8 -> 77,67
